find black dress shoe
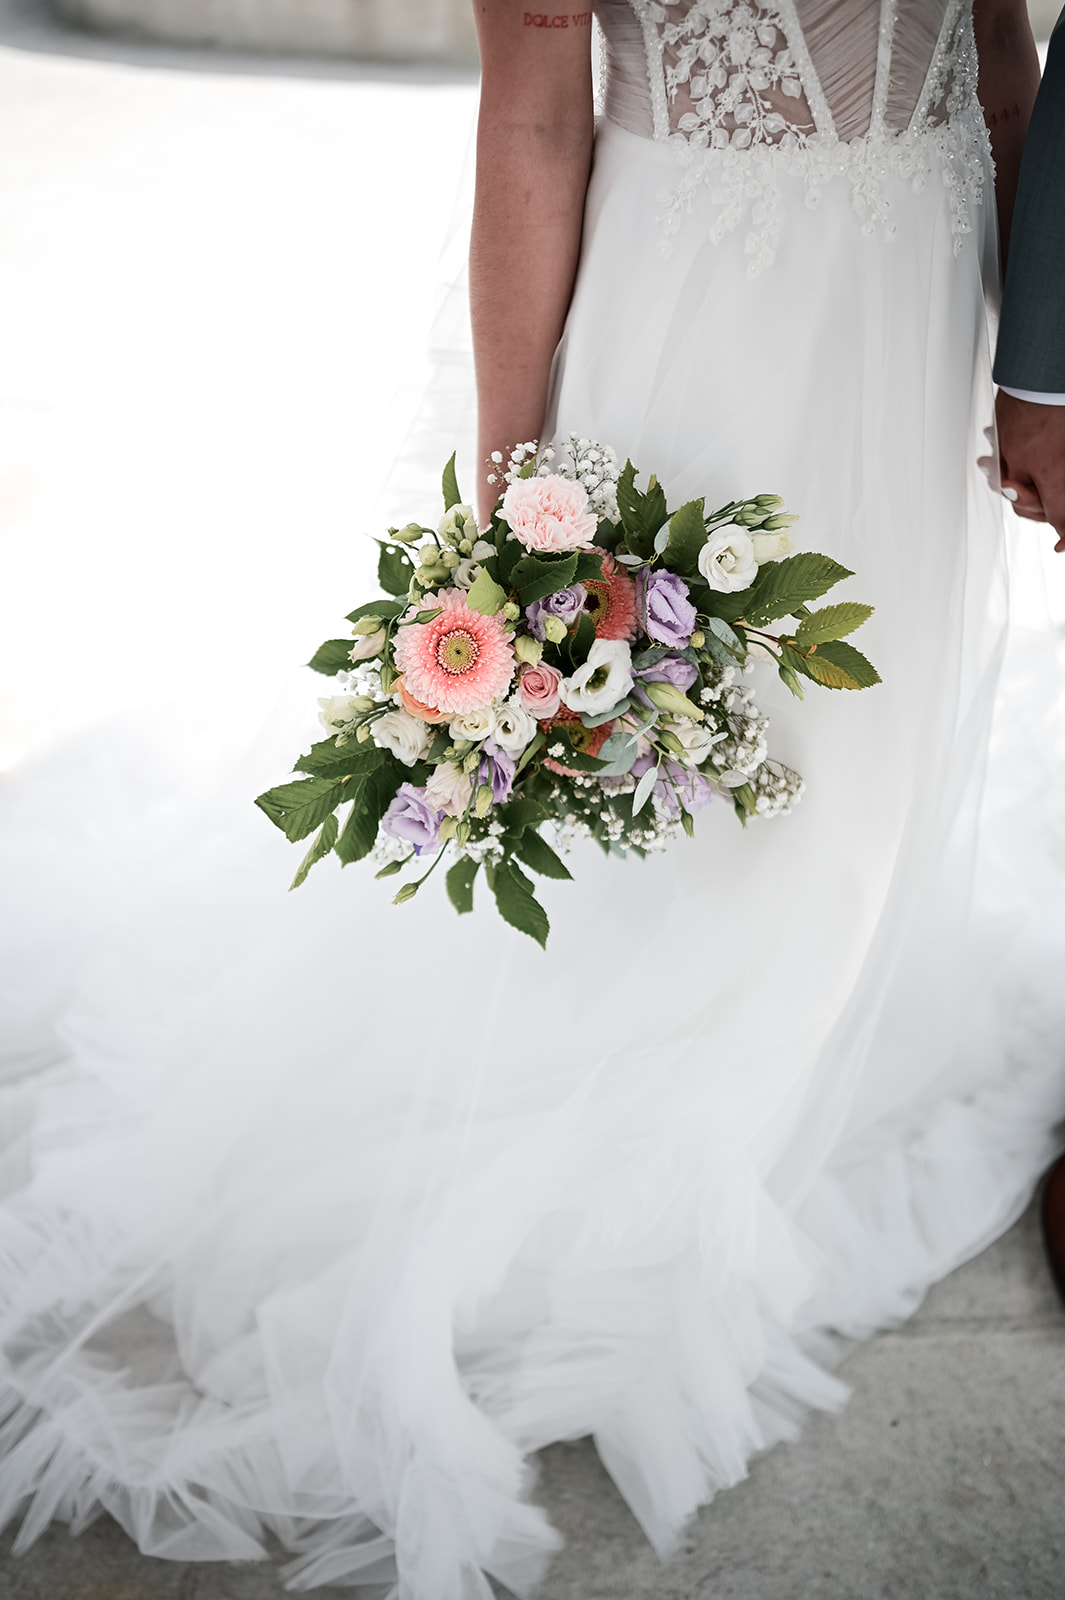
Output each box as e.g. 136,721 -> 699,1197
1040,1153 -> 1065,1305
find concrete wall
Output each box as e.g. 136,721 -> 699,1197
53,0 -> 480,64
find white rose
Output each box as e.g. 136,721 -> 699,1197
698,528 -> 758,592
318,694 -> 360,735
348,627 -> 387,661
439,503 -> 479,543
453,540 -> 497,590
423,761 -> 473,816
560,639 -> 634,716
372,709 -> 432,767
491,699 -> 538,756
751,530 -> 794,564
449,705 -> 497,743
663,717 -> 720,768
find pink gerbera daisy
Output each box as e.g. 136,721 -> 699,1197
393,588 -> 515,716
582,549 -> 638,641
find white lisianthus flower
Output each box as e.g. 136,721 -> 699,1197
751,530 -> 794,564
449,705 -> 497,742
453,540 -> 497,590
349,627 -> 387,661
698,529 -> 759,592
491,700 -> 538,756
663,718 -> 720,768
439,503 -> 479,544
318,694 -> 361,735
560,639 -> 634,716
423,761 -> 473,816
372,709 -> 432,767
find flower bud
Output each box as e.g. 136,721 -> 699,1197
689,630 -> 705,649
392,523 -> 427,545
761,512 -> 800,530
349,695 -> 375,713
458,538 -> 474,555
456,821 -> 471,846
393,882 -> 420,905
542,615 -> 569,645
644,680 -> 705,721
732,508 -> 763,528
418,543 -> 439,563
502,601 -> 520,621
356,723 -> 373,743
440,548 -> 461,569
658,728 -> 687,757
513,633 -> 543,665
462,749 -> 481,774
451,738 -> 473,755
438,816 -> 458,842
475,783 -> 494,818
754,494 -> 784,510
352,615 -> 383,635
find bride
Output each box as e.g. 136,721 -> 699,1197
1,2 -> 1063,1596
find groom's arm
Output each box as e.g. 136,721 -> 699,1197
993,10 -> 1065,546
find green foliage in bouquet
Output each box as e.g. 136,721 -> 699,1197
256,441 -> 879,946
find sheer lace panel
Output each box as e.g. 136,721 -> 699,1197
799,0 -> 880,139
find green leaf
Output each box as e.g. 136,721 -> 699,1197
706,614 -> 746,660
446,855 -> 479,913
376,542 -> 415,597
661,498 -> 707,573
616,461 -> 668,558
803,639 -> 882,690
295,739 -> 386,779
742,554 -> 854,627
795,602 -> 875,647
345,598 -> 405,625
308,639 -> 356,676
514,730 -> 545,777
255,776 -> 348,843
565,612 -> 596,664
466,564 -> 507,616
573,551 -> 606,583
513,552 -> 579,606
496,537 -> 524,586
632,763 -> 658,816
593,729 -> 640,777
334,765 -> 403,863
499,796 -> 547,833
491,860 -> 550,948
289,814 -> 339,890
442,451 -> 461,512
514,830 -> 572,881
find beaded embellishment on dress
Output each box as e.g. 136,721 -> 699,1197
600,0 -> 990,272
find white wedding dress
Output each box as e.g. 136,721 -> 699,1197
2,3 -> 1064,1597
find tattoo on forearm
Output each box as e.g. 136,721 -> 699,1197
523,11 -> 593,26
985,104 -> 1022,127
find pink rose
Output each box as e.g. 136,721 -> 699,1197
501,475 -> 598,553
518,661 -> 563,720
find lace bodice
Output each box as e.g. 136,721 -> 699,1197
594,0 -> 989,269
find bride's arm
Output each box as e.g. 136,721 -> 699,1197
470,4 -> 595,523
974,0 -> 1042,267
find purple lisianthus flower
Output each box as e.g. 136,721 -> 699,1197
637,568 -> 696,648
477,739 -> 516,804
526,584 -> 587,640
381,783 -> 443,856
631,755 -> 714,818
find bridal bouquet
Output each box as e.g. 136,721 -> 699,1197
256,439 -> 879,945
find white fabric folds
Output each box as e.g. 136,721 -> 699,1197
0,115 -> 1064,1600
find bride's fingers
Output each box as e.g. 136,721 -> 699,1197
1001,475 -> 1046,519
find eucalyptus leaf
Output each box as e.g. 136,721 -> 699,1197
631,763 -> 658,816
581,698 -> 630,728
593,731 -> 640,777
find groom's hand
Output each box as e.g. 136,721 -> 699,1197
996,390 -> 1065,551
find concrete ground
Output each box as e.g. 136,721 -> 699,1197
2,1202 -> 1063,1600
1,4 -> 1064,1599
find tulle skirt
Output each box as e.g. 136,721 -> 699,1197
1,117 -> 1064,1600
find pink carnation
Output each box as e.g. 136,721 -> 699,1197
501,475 -> 598,553
393,588 -> 515,716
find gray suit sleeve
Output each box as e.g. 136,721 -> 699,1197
993,11 -> 1065,392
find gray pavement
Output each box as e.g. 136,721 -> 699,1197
2,1202 -> 1063,1600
